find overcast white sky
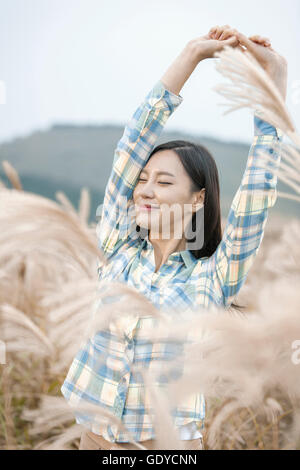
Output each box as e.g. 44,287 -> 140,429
0,0 -> 299,144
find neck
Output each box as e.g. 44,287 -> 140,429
149,232 -> 187,273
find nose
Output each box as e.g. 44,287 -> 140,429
138,180 -> 155,199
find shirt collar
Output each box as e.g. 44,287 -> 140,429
141,233 -> 196,269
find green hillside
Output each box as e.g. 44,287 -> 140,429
0,124 -> 298,223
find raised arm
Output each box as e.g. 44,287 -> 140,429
96,31 -> 239,261
209,115 -> 283,308
206,29 -> 287,308
96,79 -> 183,259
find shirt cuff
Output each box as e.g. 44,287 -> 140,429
158,80 -> 184,100
254,113 -> 283,140
145,79 -> 184,111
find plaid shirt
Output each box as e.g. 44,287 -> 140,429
61,79 -> 283,443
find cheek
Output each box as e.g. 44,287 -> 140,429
158,186 -> 182,204
133,184 -> 147,201
161,189 -> 194,221
165,187 -> 192,206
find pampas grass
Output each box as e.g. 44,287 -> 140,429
213,46 -> 297,143
213,45 -> 300,203
0,44 -> 300,450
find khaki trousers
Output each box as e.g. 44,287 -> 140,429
79,429 -> 204,450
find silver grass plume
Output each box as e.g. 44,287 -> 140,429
213,45 -> 300,204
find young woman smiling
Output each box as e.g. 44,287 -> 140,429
61,25 -> 287,450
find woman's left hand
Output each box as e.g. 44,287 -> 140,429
209,26 -> 287,100
236,31 -> 288,100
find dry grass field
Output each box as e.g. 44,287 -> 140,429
0,173 -> 299,450
0,45 -> 299,450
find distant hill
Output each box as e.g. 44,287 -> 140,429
0,123 -> 298,223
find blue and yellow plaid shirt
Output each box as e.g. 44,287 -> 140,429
61,79 -> 283,443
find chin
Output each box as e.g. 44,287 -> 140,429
136,211 -> 160,231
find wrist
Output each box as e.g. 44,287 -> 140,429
185,41 -> 207,64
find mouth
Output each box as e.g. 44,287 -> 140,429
138,204 -> 160,212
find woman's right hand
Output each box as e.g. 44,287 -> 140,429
187,25 -> 241,61
160,25 -> 252,97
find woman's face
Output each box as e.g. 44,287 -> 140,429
133,150 -> 205,239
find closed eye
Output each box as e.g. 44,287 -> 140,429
138,178 -> 172,185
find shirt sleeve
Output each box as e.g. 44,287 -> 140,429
96,80 -> 183,260
210,114 -> 283,308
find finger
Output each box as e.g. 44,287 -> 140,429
236,44 -> 246,53
255,41 -> 272,48
208,26 -> 219,38
251,39 -> 271,47
249,35 -> 271,46
214,25 -> 228,39
249,34 -> 270,42
213,36 -> 240,57
209,26 -> 218,34
210,24 -> 233,40
217,24 -> 232,39
219,29 -> 236,41
222,36 -> 239,47
251,39 -> 272,48
213,27 -> 222,39
219,31 -> 229,41
235,31 -> 258,52
209,25 -> 219,34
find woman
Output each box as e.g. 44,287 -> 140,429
61,25 -> 287,450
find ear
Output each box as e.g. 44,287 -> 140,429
193,188 -> 205,212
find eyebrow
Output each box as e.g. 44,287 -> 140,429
140,169 -> 175,177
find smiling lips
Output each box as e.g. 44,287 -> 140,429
139,204 -> 160,211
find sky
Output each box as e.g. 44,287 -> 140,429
0,0 -> 299,145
